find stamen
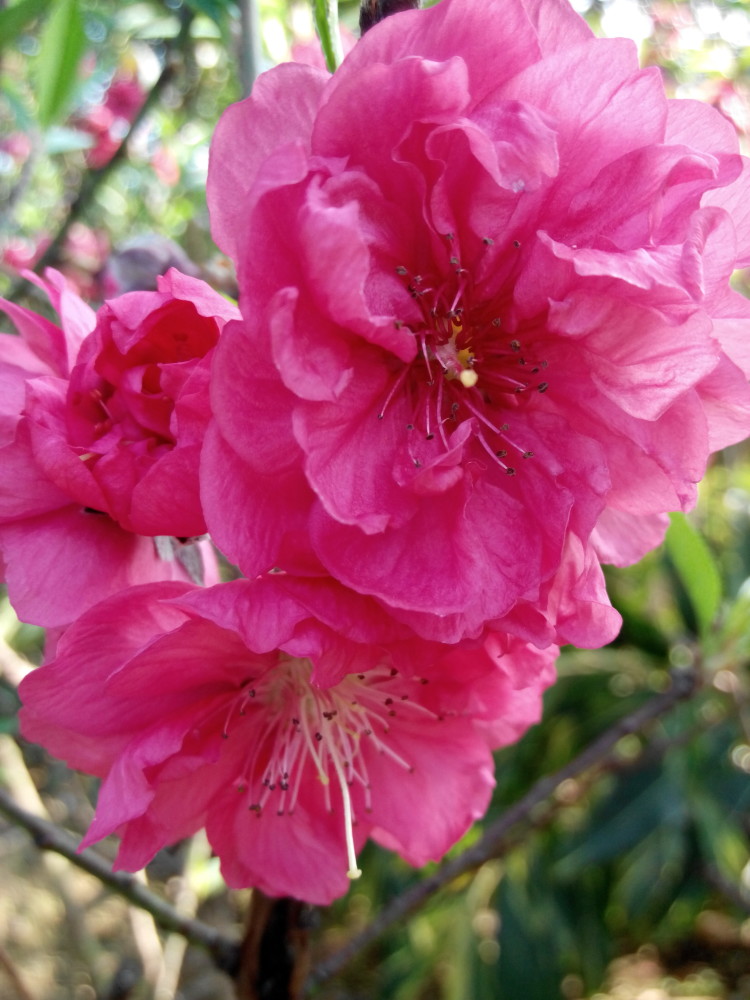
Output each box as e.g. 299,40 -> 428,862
330,752 -> 362,880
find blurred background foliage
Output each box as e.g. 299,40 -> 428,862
2,0 -> 750,997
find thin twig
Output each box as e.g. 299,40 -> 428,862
0,788 -> 240,974
306,667 -> 699,992
0,942 -> 36,1000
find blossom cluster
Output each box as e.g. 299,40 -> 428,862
6,0 -> 750,904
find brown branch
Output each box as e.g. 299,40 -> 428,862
0,787 -> 240,974
235,892 -> 314,1000
306,667 -> 699,992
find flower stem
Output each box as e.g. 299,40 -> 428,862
312,0 -> 343,73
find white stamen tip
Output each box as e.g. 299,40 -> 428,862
331,752 -> 362,884
459,368 -> 478,388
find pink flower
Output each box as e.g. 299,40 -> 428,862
65,269 -> 238,536
19,575 -> 556,904
76,73 -> 146,169
0,270 -> 228,626
204,0 -> 750,645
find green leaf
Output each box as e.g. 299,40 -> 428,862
556,770 -> 686,876
495,874 -> 566,1000
666,511 -> 722,636
312,0 -> 343,73
183,0 -> 234,28
0,0 -> 52,51
34,0 -> 87,128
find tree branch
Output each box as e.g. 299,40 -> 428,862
0,788 -> 240,974
306,667 -> 699,991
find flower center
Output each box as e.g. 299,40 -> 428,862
222,658 -> 439,881
384,235 -> 550,476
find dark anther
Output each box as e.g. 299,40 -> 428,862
506,467 -> 516,476
315,732 -> 323,742
523,451 -> 534,459
538,382 -> 549,393
426,433 -> 434,440
395,265 -> 408,275
513,240 -> 521,248
483,237 -> 494,246
510,340 -> 521,351
495,450 -> 507,458
491,318 -> 501,327
406,423 -> 414,430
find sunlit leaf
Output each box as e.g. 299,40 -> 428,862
34,0 -> 87,128
0,0 -> 52,50
666,511 -> 722,636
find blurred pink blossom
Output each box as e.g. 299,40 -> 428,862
76,73 -> 146,169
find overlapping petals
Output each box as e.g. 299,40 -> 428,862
20,576 -> 555,903
205,0 -> 750,644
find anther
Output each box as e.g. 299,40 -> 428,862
483,237 -> 494,246
396,265 -> 408,275
506,467 -> 516,476
523,451 -> 534,459
538,382 -> 549,393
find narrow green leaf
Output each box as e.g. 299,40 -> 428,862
312,0 -> 343,73
0,0 -> 52,51
666,511 -> 722,636
34,0 -> 87,129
